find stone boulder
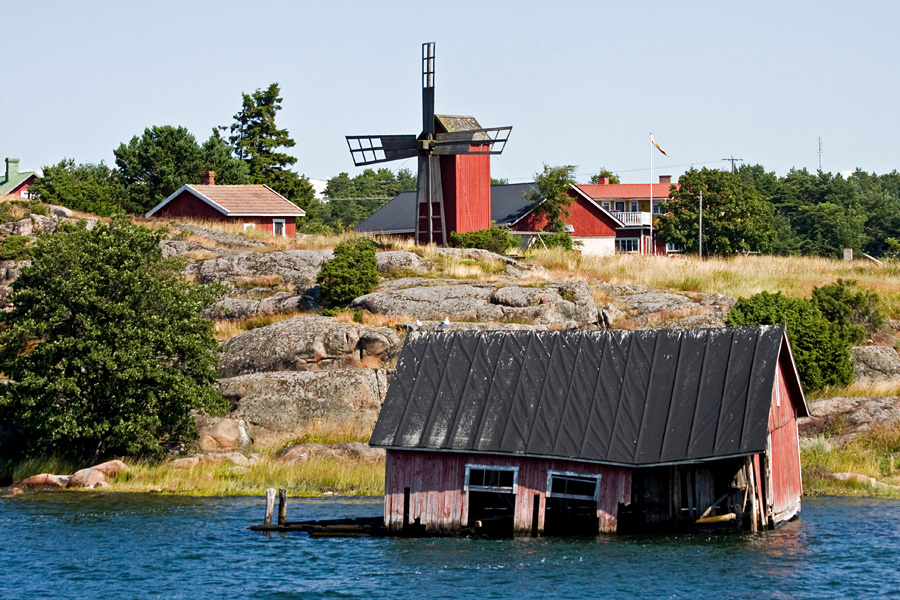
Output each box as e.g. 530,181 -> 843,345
16,473 -> 69,489
196,418 -> 250,452
376,251 -> 426,274
91,460 -> 130,477
851,346 -> 900,383
186,249 -> 333,286
799,396 -> 900,443
219,316 -> 402,377
160,240 -> 235,260
276,442 -> 385,463
351,280 -> 598,328
170,457 -> 201,469
67,468 -> 106,488
220,368 -> 391,435
206,290 -> 321,320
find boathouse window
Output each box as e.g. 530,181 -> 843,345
546,471 -> 601,501
465,465 -> 518,493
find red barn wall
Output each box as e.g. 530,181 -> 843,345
384,449 -> 631,535
767,352 -> 803,524
440,152 -> 491,234
154,191 -> 297,237
7,174 -> 36,198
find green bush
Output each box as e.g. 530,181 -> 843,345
0,218 -> 226,462
317,238 -> 379,308
726,291 -> 854,390
811,279 -> 883,343
449,225 -> 517,255
0,236 -> 31,261
542,231 -> 579,251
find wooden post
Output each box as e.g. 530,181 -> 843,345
278,489 -> 288,526
264,488 -> 276,526
746,459 -> 758,533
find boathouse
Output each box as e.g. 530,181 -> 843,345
369,326 -> 808,536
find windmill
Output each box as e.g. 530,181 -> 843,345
346,43 -> 512,245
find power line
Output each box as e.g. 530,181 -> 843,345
722,156 -> 744,174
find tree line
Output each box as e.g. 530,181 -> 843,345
30,83 -> 314,217
657,165 -> 900,258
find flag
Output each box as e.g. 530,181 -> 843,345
651,134 -> 669,157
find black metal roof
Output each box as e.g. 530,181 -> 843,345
356,182 -> 538,234
370,327 -> 806,467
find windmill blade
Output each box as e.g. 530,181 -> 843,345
432,126 -> 513,156
346,135 -> 418,166
422,42 -> 435,136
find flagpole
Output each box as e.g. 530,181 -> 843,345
649,132 -> 653,255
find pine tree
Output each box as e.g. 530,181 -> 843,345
228,83 -> 314,209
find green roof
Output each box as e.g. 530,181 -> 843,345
1,158 -> 36,195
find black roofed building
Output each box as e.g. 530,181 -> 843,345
369,326 -> 808,536
357,182 -> 537,236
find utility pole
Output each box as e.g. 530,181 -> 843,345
818,137 -> 823,172
722,155 -> 744,174
699,190 -> 703,260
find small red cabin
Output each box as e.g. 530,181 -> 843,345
369,326 -> 808,536
145,171 -> 305,237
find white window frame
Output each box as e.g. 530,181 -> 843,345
630,201 -> 639,212
464,464 -> 518,494
614,201 -> 625,212
243,222 -> 256,231
272,218 -> 286,237
602,201 -> 610,211
616,238 -> 640,253
652,201 -> 666,215
546,470 -> 602,502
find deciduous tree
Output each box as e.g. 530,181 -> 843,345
0,219 -> 226,461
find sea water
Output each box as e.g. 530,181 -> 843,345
2,493 -> 899,599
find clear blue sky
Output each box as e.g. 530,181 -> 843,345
4,1 -> 898,184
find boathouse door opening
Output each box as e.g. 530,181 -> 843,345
465,464 -> 517,536
543,471 -> 601,536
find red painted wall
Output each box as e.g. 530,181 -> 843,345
514,193 -> 619,237
154,191 -> 297,237
384,449 -> 631,535
440,151 -> 491,235
6,174 -> 37,198
767,351 -> 803,524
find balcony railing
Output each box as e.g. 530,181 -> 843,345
612,211 -> 654,226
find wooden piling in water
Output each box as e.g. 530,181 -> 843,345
264,488 -> 276,526
278,489 -> 287,526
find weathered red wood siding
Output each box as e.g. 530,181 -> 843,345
767,353 -> 803,524
384,449 -> 631,535
154,192 -> 296,237
513,194 -> 619,237
440,151 -> 491,235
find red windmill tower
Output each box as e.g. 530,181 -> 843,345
346,43 -> 512,245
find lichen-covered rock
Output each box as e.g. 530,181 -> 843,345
377,251 -> 426,274
206,290 -> 321,320
352,280 -> 598,328
90,460 -> 130,477
176,224 -> 266,248
196,418 -> 249,451
799,396 -> 900,442
220,369 -> 391,434
186,249 -> 333,286
219,316 -> 402,377
851,346 -> 900,383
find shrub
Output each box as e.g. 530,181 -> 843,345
811,279 -> 883,343
542,231 -> 579,251
317,238 -> 379,308
726,290 -> 854,390
0,235 -> 31,261
448,225 -> 517,255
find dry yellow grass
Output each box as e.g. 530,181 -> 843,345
528,249 -> 900,317
214,310 -> 307,341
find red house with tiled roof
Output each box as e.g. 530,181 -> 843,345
145,171 -> 305,237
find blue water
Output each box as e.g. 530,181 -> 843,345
2,494 -> 900,599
